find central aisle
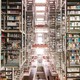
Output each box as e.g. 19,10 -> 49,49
35,66 -> 46,80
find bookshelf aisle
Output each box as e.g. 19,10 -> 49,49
1,0 -> 80,80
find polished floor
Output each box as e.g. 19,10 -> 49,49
22,65 -> 60,80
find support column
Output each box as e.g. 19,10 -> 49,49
0,0 -> 1,69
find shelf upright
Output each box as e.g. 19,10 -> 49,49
25,0 -> 27,64
21,0 -> 24,67
0,0 -> 1,69
1,0 -> 7,69
59,0 -> 67,80
26,0 -> 34,69
19,0 -> 27,79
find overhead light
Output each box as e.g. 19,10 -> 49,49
35,21 -> 46,25
36,18 -> 44,21
36,12 -> 45,15
35,0 -> 46,3
36,6 -> 46,11
36,20 -> 47,22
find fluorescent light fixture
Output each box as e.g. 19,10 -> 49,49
36,6 -> 46,11
35,0 -> 46,3
36,12 -> 45,15
35,21 -> 45,24
36,18 -> 44,21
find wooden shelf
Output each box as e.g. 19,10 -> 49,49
69,21 -> 80,22
4,30 -> 22,33
7,9 -> 21,11
67,14 -> 80,16
67,30 -> 80,33
7,13 -> 21,15
67,72 -> 80,73
7,20 -> 19,22
67,9 -> 80,11
67,76 -> 80,78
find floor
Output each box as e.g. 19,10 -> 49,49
22,61 -> 60,80
35,66 -> 46,80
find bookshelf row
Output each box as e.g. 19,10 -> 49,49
0,0 -> 33,80
67,1 -> 80,33
66,0 -> 80,80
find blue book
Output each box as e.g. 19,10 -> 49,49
68,38 -> 72,42
78,38 -> 80,42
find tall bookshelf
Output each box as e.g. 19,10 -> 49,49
1,0 -> 27,67
48,0 -> 60,79
57,0 -> 67,80
55,0 -> 62,75
26,0 -> 34,69
66,0 -> 80,80
1,0 -> 27,80
1,0 -> 7,68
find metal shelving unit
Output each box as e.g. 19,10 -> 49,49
0,0 -> 28,80
59,0 -> 67,80
55,0 -> 63,79
48,0 -> 61,80
66,0 -> 80,80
